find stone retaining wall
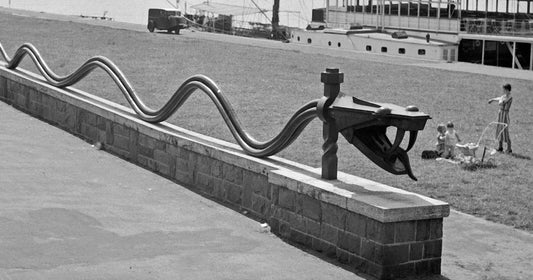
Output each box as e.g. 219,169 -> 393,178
0,65 -> 449,280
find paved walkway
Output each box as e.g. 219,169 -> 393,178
0,103 -> 359,280
1,99 -> 533,280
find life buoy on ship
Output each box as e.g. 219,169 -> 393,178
475,40 -> 481,47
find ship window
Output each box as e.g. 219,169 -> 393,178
338,42 -> 341,47
443,49 -> 448,60
297,36 -> 300,41
366,45 -> 372,51
328,41 -> 332,46
418,49 -> 426,55
381,47 -> 387,53
307,38 -> 312,44
399,48 -> 405,54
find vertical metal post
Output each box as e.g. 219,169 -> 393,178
529,43 -> 533,70
512,41 -> 516,69
321,68 -> 344,180
326,0 -> 330,25
417,0 -> 421,29
481,39 -> 486,65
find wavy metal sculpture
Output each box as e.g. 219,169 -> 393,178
0,43 -> 318,157
0,42 -> 431,180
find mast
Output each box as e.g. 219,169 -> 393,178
272,0 -> 280,39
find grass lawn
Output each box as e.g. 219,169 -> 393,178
1,12 -> 532,232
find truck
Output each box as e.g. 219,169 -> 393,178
147,8 -> 187,34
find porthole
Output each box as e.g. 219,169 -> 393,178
398,48 -> 405,54
381,47 -> 388,53
366,45 -> 372,51
307,38 -> 312,44
418,49 -> 426,55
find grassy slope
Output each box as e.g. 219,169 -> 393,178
1,13 -> 532,231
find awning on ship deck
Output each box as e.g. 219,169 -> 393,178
190,2 -> 266,16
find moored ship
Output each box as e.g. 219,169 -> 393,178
291,0 -> 533,69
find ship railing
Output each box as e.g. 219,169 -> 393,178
460,18 -> 533,37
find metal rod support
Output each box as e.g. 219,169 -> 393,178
320,68 -> 344,180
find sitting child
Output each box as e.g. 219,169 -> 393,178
436,123 -> 446,157
443,121 -> 461,159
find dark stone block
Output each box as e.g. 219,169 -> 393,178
78,109 -> 97,126
414,260 -> 430,275
270,184 -> 280,205
416,219 -> 431,241
139,133 -> 156,149
175,169 -> 193,185
360,239 -> 379,262
290,229 -> 312,247
278,188 -> 296,211
320,240 -> 337,258
366,218 -> 394,244
80,123 -> 98,142
336,248 -> 354,265
272,206 -> 292,223
429,258 -> 442,274
155,140 -> 166,150
269,218 -> 280,234
196,172 -> 213,189
423,239 -> 443,259
210,160 -> 223,177
177,147 -> 191,161
381,244 -> 409,266
410,242 -> 424,261
320,223 -> 339,245
224,181 -> 242,205
128,129 -> 139,162
195,154 -> 212,174
113,134 -> 130,151
243,171 -> 269,198
289,212 -> 306,232
299,194 -> 321,221
321,202 -> 346,230
394,221 -> 416,243
105,119 -> 113,145
279,221 -> 291,238
222,163 -> 243,185
251,194 -> 271,218
112,123 -> 129,138
304,217 -> 321,237
338,231 -> 361,254
382,263 -> 415,279
0,77 -> 6,100
430,218 -> 443,239
242,180 -> 253,209
212,180 -> 226,200
96,115 -> 107,130
346,212 -> 366,237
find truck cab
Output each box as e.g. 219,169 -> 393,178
147,8 -> 187,34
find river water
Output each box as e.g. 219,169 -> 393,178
0,0 -> 326,28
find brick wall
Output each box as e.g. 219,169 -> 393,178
0,67 -> 449,280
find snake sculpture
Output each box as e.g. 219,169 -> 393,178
0,43 -> 430,180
